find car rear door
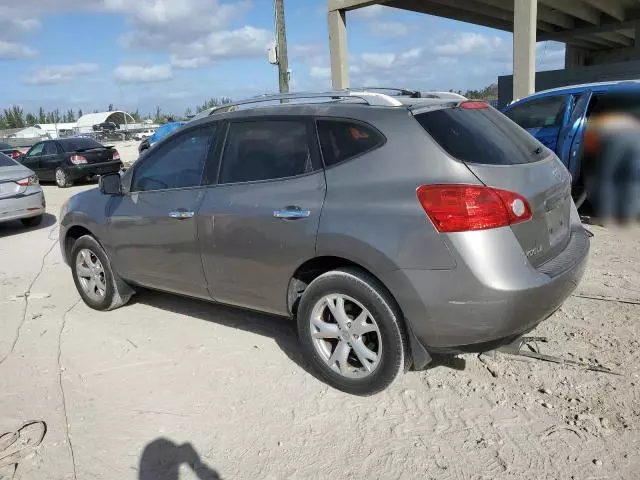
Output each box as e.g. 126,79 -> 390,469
556,90 -> 593,177
197,117 -> 326,316
39,141 -> 63,181
415,104 -> 574,268
106,124 -> 218,298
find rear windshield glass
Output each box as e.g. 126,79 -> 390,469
414,106 -> 547,165
59,138 -> 104,151
0,153 -> 17,167
0,142 -> 12,150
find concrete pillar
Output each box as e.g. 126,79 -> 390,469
634,22 -> 640,60
329,9 -> 349,90
513,0 -> 537,100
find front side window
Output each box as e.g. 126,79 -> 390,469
26,143 -> 44,157
316,120 -> 385,167
131,125 -> 215,192
504,95 -> 567,129
219,120 -> 312,184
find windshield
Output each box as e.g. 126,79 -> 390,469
0,153 -> 18,167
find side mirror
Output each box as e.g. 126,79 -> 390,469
99,173 -> 122,196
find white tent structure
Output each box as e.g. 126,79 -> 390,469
8,126 -> 48,139
35,123 -> 77,139
75,111 -> 136,134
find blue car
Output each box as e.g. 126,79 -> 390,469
502,80 -> 640,203
138,121 -> 186,154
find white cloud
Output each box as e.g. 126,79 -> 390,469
170,55 -> 210,69
310,66 -> 331,79
434,33 -> 506,57
349,4 -> 386,20
0,41 -> 37,59
113,64 -> 173,83
370,21 -> 411,37
24,63 -> 98,85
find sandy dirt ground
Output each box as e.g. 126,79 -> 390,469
0,184 -> 639,480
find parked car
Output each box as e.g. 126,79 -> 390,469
20,138 -> 122,188
134,129 -> 156,141
59,91 -> 589,395
502,80 -> 640,206
0,153 -> 45,227
138,121 -> 186,154
0,142 -> 23,162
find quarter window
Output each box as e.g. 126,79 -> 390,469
317,120 -> 385,167
131,125 -> 215,192
504,95 -> 567,129
219,121 -> 313,184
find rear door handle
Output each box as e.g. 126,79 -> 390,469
273,206 -> 311,220
169,210 -> 195,220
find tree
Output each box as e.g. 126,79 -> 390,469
196,97 -> 233,113
131,109 -> 142,122
77,109 -> 84,119
38,107 -> 46,124
184,107 -> 193,118
65,109 -> 76,122
2,106 -> 26,128
26,113 -> 37,125
108,103 -> 114,112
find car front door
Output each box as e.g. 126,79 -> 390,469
503,95 -> 569,152
198,118 -> 326,316
106,124 -> 218,298
21,142 -> 44,175
39,141 -> 63,181
556,90 -> 593,178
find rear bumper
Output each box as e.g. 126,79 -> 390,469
66,160 -> 123,181
0,189 -> 45,223
381,227 -> 590,352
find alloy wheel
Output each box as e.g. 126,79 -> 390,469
75,249 -> 107,302
309,294 -> 382,379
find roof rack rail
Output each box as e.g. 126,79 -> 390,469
206,90 -> 404,115
348,86 -> 422,98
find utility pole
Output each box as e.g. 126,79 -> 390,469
274,0 -> 290,94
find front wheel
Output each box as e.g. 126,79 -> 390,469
297,268 -> 408,396
70,235 -> 132,310
55,168 -> 73,188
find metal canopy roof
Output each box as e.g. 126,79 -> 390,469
330,0 -> 640,51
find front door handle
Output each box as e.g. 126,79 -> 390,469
273,206 -> 311,220
169,210 -> 195,220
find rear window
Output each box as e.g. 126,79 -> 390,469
0,142 -> 12,150
0,153 -> 16,167
415,106 -> 546,165
317,120 -> 385,167
59,138 -> 104,152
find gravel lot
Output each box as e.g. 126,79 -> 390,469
1,183 -> 639,479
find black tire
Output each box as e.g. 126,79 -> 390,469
70,235 -> 133,311
21,215 -> 43,227
297,267 -> 408,396
55,168 -> 73,188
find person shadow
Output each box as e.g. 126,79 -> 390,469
139,438 -> 221,480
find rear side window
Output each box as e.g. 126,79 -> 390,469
504,95 -> 567,129
415,106 -> 546,165
219,120 -> 313,183
317,120 -> 384,167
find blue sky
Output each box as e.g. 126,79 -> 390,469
0,0 -> 566,116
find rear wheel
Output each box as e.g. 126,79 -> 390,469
21,215 -> 43,227
297,268 -> 408,396
55,168 -> 73,188
70,235 -> 132,310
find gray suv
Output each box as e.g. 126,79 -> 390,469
60,91 -> 590,395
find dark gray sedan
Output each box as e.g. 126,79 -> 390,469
0,153 -> 45,227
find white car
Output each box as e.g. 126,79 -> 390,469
133,129 -> 156,141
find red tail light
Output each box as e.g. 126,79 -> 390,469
16,175 -> 39,187
112,150 -> 121,161
460,101 -> 489,110
70,154 -> 87,165
417,184 -> 532,233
